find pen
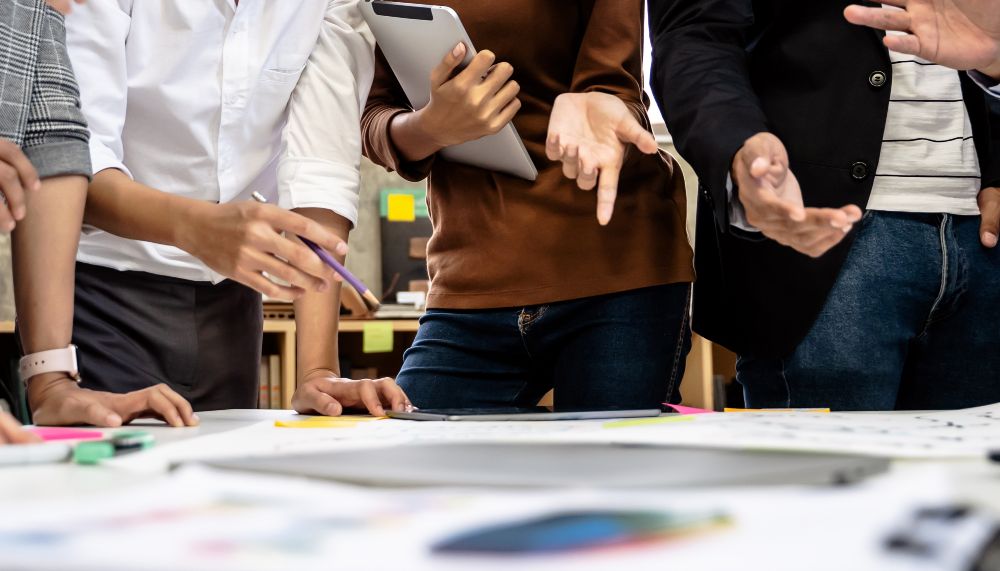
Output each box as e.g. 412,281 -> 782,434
251,192 -> 381,311
0,442 -> 73,467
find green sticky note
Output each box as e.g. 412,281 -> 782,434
363,321 -> 394,354
387,193 -> 416,222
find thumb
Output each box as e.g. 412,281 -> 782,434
616,117 -> 658,155
978,188 -> 1000,248
430,43 -> 466,88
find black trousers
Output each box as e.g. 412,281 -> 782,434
72,263 -> 262,411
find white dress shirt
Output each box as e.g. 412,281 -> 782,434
67,0 -> 375,282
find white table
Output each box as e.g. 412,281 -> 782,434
1,409 -> 998,509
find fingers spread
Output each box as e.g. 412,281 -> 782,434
882,33 -> 922,58
357,380 -> 386,417
376,379 -> 410,413
843,5 -> 911,31
616,117 -> 658,155
293,383 -> 344,416
154,384 -> 199,426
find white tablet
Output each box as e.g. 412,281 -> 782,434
360,1 -> 538,181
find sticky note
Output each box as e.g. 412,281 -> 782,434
387,193 -> 416,222
29,427 -> 105,442
723,408 -> 830,413
275,416 -> 385,429
603,416 -> 696,429
363,321 -> 394,353
669,405 -> 715,415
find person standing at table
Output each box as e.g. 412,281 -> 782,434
649,0 -> 1000,411
2,0 -> 199,431
294,0 -> 695,413
50,0 -> 409,418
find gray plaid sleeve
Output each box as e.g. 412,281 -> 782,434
22,6 -> 91,180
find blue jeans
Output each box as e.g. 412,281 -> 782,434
396,284 -> 692,410
737,211 -> 1000,411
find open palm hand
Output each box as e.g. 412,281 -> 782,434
845,0 -> 1000,76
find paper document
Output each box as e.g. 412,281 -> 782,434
0,465 -> 977,571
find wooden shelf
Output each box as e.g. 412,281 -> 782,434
262,318 -> 419,408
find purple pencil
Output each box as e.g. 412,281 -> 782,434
251,192 -> 381,311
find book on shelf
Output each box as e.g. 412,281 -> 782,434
258,356 -> 270,409
269,354 -> 281,410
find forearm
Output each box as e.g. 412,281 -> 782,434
11,175 -> 87,355
84,168 -> 208,248
293,208 -> 351,379
388,110 -> 447,163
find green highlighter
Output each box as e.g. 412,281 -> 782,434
74,430 -> 155,465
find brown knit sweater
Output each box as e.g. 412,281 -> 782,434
362,0 -> 694,309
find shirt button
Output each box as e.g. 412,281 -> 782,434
869,70 -> 887,88
850,161 -> 870,181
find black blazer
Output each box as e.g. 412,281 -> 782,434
649,0 -> 1000,358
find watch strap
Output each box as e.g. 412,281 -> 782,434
18,345 -> 81,384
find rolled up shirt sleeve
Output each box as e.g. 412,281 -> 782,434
277,0 -> 376,227
22,7 -> 91,180
64,0 -> 133,179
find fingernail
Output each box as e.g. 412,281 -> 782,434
4,221 -> 14,232
33,181 -> 41,191
107,414 -> 122,426
335,242 -> 349,256
13,207 -> 25,220
192,413 -> 200,423
985,232 -> 998,247
597,206 -> 613,226
452,43 -> 464,58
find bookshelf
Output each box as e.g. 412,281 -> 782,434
0,318 -> 421,411
263,318 -> 420,408
0,319 -> 730,411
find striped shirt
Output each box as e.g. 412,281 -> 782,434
867,38 -> 981,215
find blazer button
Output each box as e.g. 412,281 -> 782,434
850,161 -> 870,180
869,70 -> 887,88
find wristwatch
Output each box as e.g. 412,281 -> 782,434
18,345 -> 81,385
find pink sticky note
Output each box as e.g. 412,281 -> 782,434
668,405 -> 716,415
29,427 -> 105,442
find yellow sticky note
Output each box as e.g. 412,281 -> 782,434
603,416 -> 696,429
363,321 -> 394,354
387,193 -> 416,222
723,408 -> 830,413
275,415 -> 385,428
